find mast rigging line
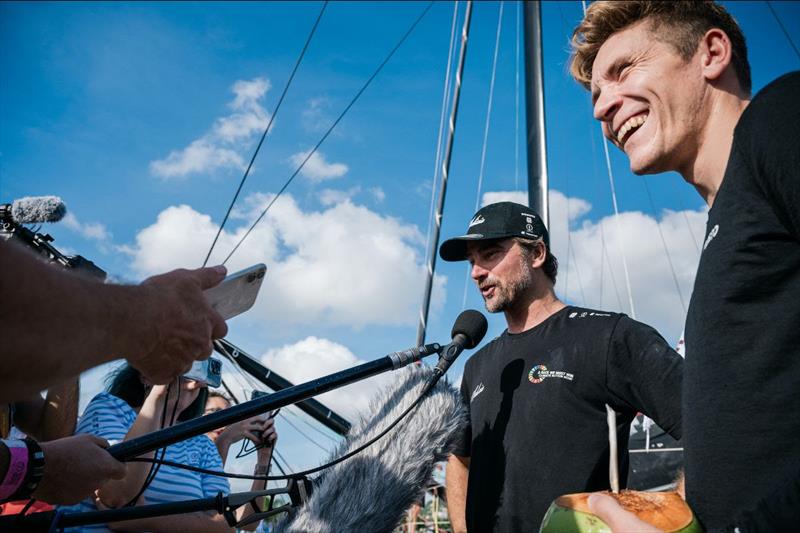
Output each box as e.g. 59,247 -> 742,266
766,1 -> 800,63
203,1 -> 329,267
416,0 -> 474,346
221,1 -> 436,266
462,0 -> 504,309
423,1 -> 461,261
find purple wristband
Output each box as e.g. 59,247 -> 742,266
0,440 -> 28,500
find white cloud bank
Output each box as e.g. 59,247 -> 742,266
481,189 -> 706,342
123,193 -> 445,328
259,336 -> 394,420
150,78 -> 271,179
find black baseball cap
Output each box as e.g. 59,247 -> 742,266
439,201 -> 549,262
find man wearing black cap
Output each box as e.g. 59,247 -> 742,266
442,201 -> 684,532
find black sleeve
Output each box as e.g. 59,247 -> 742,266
715,467 -> 800,533
605,316 -> 683,440
450,371 -> 472,457
738,71 -> 800,239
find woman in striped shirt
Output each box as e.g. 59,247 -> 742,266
62,364 -> 232,532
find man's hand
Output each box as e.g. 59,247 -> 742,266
131,266 -> 228,384
33,434 -> 126,505
587,493 -> 664,533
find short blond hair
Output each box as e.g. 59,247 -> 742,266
570,0 -> 750,94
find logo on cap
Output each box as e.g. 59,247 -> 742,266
468,215 -> 485,228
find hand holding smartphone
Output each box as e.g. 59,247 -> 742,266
204,263 -> 267,320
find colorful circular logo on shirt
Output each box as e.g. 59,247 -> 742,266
528,365 -> 547,384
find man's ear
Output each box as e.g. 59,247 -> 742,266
530,242 -> 547,269
699,28 -> 733,83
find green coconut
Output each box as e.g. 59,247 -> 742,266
539,491 -> 703,533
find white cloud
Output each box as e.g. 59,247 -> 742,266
369,187 -> 386,203
62,212 -> 111,241
302,97 -> 332,133
260,336 -> 394,420
481,188 -> 706,343
150,77 -> 271,179
318,187 -> 360,206
289,150 -> 348,183
123,193 -> 446,328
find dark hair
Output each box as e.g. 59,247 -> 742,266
570,0 -> 751,95
207,390 -> 232,406
513,237 -> 558,285
106,364 -> 208,422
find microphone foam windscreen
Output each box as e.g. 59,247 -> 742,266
275,365 -> 467,533
11,196 -> 67,223
451,309 -> 488,348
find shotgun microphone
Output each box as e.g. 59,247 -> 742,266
274,365 -> 467,533
0,196 -> 67,224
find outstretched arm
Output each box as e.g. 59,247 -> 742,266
0,239 -> 227,402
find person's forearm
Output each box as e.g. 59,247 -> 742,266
0,241 -> 153,402
96,392 -> 167,507
110,511 -> 233,533
38,377 -> 80,440
446,455 -> 469,533
236,450 -> 272,529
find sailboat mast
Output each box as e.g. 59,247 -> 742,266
416,1 -> 473,346
523,0 -> 549,226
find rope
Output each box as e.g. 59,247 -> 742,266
601,137 -> 636,318
222,1 -> 435,266
642,180 -> 687,313
202,1 -> 328,267
461,0 -> 504,309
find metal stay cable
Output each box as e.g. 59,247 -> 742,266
423,1 -> 460,258
222,1 -> 436,266
461,0 -> 505,309
202,1 -> 329,267
766,1 -> 800,62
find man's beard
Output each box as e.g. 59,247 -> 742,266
481,264 -> 533,313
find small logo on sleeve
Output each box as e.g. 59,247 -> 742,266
528,364 -> 574,384
470,382 -> 485,402
703,224 -> 719,250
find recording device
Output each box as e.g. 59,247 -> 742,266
274,365 -> 466,533
1,195 -> 106,280
250,390 -> 280,418
183,357 -> 222,387
204,263 -> 267,320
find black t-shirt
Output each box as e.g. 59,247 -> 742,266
453,306 -> 683,532
684,71 -> 800,531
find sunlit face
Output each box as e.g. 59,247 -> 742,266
466,239 -> 534,313
591,21 -> 707,175
204,396 -> 230,442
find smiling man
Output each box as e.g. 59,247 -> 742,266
571,1 -> 800,530
441,201 -> 683,532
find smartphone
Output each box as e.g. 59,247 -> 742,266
250,390 -> 280,419
184,357 -> 222,387
204,263 -> 267,320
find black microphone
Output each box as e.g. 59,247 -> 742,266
426,309 -> 488,391
274,365 -> 466,533
0,196 -> 67,224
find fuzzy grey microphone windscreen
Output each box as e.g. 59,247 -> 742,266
275,364 -> 467,533
11,195 -> 66,223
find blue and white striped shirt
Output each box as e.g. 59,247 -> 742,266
60,392 -> 230,532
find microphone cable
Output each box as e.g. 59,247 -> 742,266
124,381 -> 181,507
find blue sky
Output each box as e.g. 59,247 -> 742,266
3,1 -> 799,487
